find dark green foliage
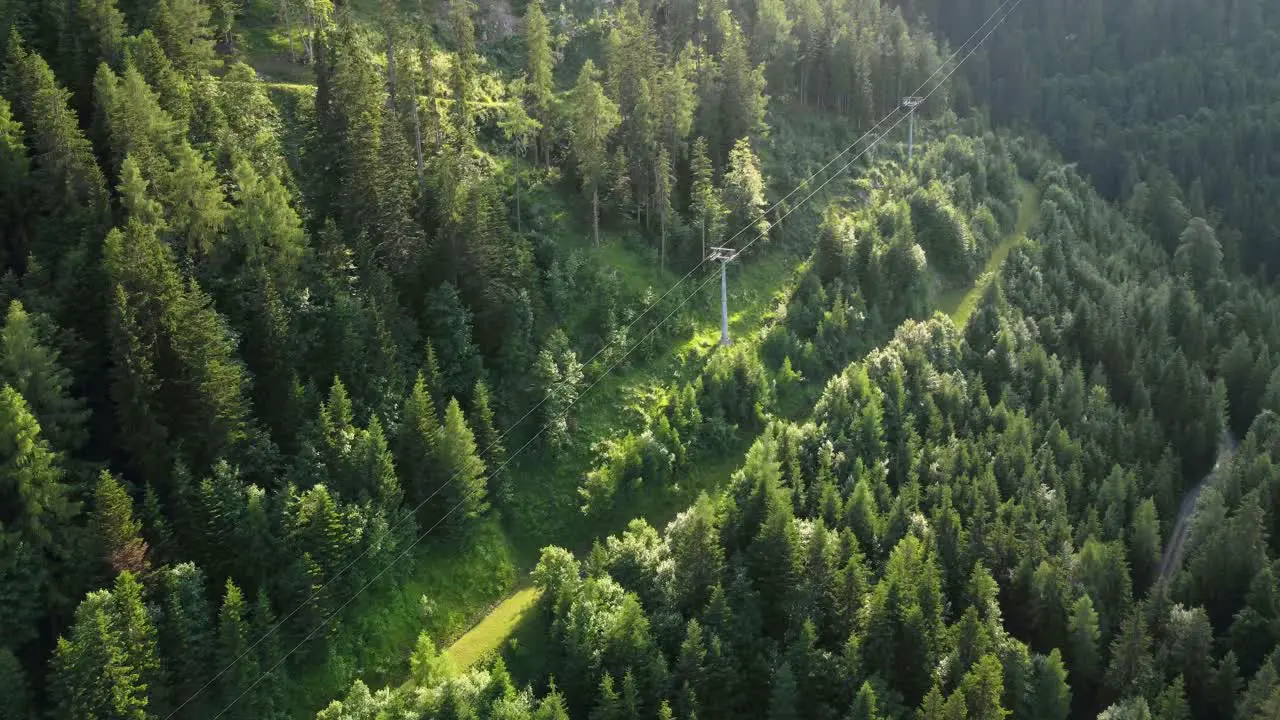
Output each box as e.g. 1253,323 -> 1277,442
10,0 -> 1280,717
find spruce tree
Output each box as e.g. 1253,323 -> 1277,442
424,282 -> 483,401
396,372 -> 442,521
437,397 -> 488,531
216,579 -> 257,720
0,383 -> 76,562
351,417 -> 402,510
157,563 -> 214,718
89,470 -> 148,578
2,39 -> 111,330
104,212 -> 250,480
566,59 -> 621,246
0,95 -> 27,265
723,137 -> 768,242
689,136 -> 725,260
523,0 -> 554,165
469,380 -> 508,505
447,0 -> 476,144
52,591 -> 151,720
0,300 -> 89,454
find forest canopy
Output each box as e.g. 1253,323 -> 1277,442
2,0 -> 1280,718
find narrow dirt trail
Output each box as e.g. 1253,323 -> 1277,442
1157,431 -> 1237,581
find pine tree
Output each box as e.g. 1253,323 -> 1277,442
1107,612 -> 1156,701
0,96 -> 28,265
689,136 -> 725,261
437,397 -> 488,531
396,372 -> 442,522
2,39 -> 111,331
52,590 -> 151,720
104,212 -> 250,480
149,0 -> 217,74
351,417 -> 402,510
655,145 -> 674,272
962,654 -> 1008,720
849,680 -> 881,720
0,300 -> 89,454
1031,649 -> 1071,720
424,282 -> 483,401
591,673 -> 621,720
469,380 -> 508,505
1128,498 -> 1161,594
216,579 -> 257,720
523,0 -> 555,165
225,160 -> 306,295
447,0 -> 477,145
156,563 -> 214,717
90,471 -> 148,578
0,383 -> 77,575
566,59 -> 621,246
713,10 -> 767,158
124,30 -> 191,125
723,137 -> 768,243
768,661 -> 799,720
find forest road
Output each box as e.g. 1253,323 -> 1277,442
1157,430 -> 1238,581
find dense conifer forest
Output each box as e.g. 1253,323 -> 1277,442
2,0 -> 1280,717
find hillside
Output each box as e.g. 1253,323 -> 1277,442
5,0 -> 1280,718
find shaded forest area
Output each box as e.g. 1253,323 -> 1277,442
4,0 -> 1280,718
896,0 -> 1280,275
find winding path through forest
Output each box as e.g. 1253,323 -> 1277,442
1157,431 -> 1238,581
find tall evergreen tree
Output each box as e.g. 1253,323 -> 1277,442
566,59 -> 621,246
689,135 -> 726,261
469,380 -> 508,505
437,397 -> 488,531
523,0 -> 555,165
104,205 -> 250,482
396,372 -> 442,522
0,300 -> 89,454
723,137 -> 768,243
89,471 -> 148,578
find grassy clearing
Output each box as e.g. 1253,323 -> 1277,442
938,181 -> 1041,326
286,518 -> 517,715
447,586 -> 544,670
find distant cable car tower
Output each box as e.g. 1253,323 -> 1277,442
903,96 -> 924,161
708,246 -> 741,346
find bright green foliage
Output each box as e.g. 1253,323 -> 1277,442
396,372 -> 441,520
469,381 -> 508,505
224,160 -> 305,294
722,137 -> 768,243
0,300 -> 88,454
351,417 -> 401,510
0,381 -> 76,571
51,572 -> 160,720
438,397 -> 488,531
89,471 -> 147,578
215,579 -> 255,716
534,331 -> 584,450
689,135 -> 726,259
